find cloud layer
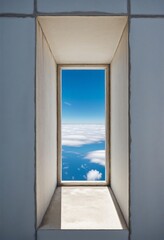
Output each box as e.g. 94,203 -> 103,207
64,101 -> 71,106
62,124 -> 105,147
86,169 -> 102,181
84,150 -> 105,166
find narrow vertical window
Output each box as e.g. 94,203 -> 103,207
58,66 -> 109,184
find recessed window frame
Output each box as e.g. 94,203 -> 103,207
57,64 -> 110,186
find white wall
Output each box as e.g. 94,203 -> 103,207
36,21 -> 57,227
111,24 -> 129,225
37,16 -> 127,64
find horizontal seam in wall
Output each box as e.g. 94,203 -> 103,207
36,12 -> 128,16
0,13 -> 35,18
131,14 -> 164,18
1,13 -> 164,18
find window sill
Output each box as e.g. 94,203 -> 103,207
38,186 -> 128,240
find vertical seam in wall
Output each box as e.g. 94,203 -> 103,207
127,0 -> 131,16
127,0 -> 129,14
34,17 -> 37,240
128,20 -> 132,240
127,0 -> 131,240
34,0 -> 37,15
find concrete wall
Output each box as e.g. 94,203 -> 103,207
1,1 -> 164,240
131,0 -> 164,15
37,0 -> 127,14
38,229 -> 128,240
0,0 -> 34,14
130,18 -> 164,240
0,18 -> 35,240
111,24 -> 129,225
36,21 -> 57,227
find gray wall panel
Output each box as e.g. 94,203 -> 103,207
0,0 -> 34,14
0,18 -> 35,240
37,0 -> 127,14
131,0 -> 164,15
130,18 -> 164,240
38,229 -> 129,240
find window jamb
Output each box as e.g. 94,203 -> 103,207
57,64 -> 110,186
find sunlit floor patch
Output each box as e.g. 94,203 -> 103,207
40,187 -> 127,230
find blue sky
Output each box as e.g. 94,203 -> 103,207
61,69 -> 105,124
61,69 -> 106,181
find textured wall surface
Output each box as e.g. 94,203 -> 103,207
36,22 -> 57,227
0,0 -> 34,13
130,18 -> 164,240
111,24 -> 129,226
0,18 -> 35,240
131,0 -> 164,15
38,229 -> 128,240
0,1 -> 164,240
37,0 -> 127,14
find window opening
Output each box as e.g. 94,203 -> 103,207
58,66 -> 110,185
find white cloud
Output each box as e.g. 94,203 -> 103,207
86,169 -> 102,181
63,166 -> 69,169
84,150 -> 105,166
64,150 -> 80,155
64,101 -> 71,106
62,124 -> 105,147
81,164 -> 87,169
